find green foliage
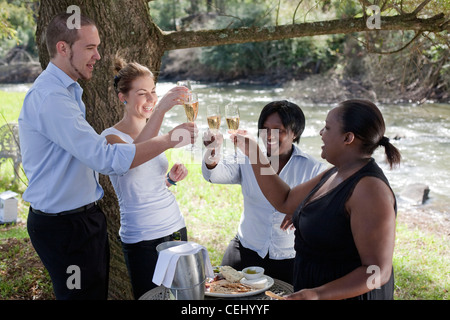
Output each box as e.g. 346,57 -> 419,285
0,0 -> 37,59
0,1 -> 18,44
197,2 -> 347,77
199,35 -> 345,77
333,0 -> 360,18
148,0 -> 181,31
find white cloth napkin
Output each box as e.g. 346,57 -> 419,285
152,242 -> 214,287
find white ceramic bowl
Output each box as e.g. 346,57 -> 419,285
242,266 -> 264,280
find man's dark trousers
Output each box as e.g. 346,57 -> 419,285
27,204 -> 109,300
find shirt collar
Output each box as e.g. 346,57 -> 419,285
291,144 -> 308,159
46,62 -> 81,90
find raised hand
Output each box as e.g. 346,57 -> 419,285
203,129 -> 223,149
203,129 -> 223,167
155,86 -> 189,113
229,129 -> 258,159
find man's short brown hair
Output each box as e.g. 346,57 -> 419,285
45,12 -> 96,58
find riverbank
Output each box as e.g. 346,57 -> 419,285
397,205 -> 450,240
159,71 -> 450,105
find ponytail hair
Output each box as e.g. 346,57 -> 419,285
377,136 -> 401,169
112,54 -> 153,95
338,99 -> 401,169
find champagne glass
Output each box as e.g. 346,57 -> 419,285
206,104 -> 221,162
183,92 -> 198,122
183,91 -> 198,160
225,103 -> 240,161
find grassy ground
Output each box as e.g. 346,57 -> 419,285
0,90 -> 25,123
167,152 -> 243,265
0,90 -> 448,300
393,223 -> 449,299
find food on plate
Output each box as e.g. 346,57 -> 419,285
240,276 -> 268,289
207,279 -> 252,294
220,266 -> 244,283
205,265 -> 269,294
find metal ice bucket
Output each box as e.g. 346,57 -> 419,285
156,241 -> 206,300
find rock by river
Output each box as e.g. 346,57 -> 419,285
399,183 -> 430,206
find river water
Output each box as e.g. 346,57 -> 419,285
2,82 -> 449,215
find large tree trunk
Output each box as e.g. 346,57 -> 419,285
36,0 -> 165,299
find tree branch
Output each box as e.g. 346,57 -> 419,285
162,13 -> 448,52
412,0 -> 433,16
367,31 -> 423,55
440,19 -> 449,30
293,0 -> 304,24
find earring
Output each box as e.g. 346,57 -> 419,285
124,101 -> 127,105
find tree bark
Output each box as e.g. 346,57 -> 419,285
35,0 -> 448,299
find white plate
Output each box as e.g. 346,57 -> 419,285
205,275 -> 274,298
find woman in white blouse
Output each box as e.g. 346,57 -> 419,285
202,100 -> 326,283
102,56 -> 196,299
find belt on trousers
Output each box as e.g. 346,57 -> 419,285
30,202 -> 97,216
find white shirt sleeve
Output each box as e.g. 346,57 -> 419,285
201,158 -> 242,184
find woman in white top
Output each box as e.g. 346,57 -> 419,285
202,100 -> 326,283
101,56 -> 196,299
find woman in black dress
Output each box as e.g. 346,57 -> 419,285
232,99 -> 401,300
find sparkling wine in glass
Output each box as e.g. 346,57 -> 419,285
207,104 -> 221,131
225,103 -> 240,161
184,92 -> 198,122
183,92 -> 198,161
206,104 -> 222,163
